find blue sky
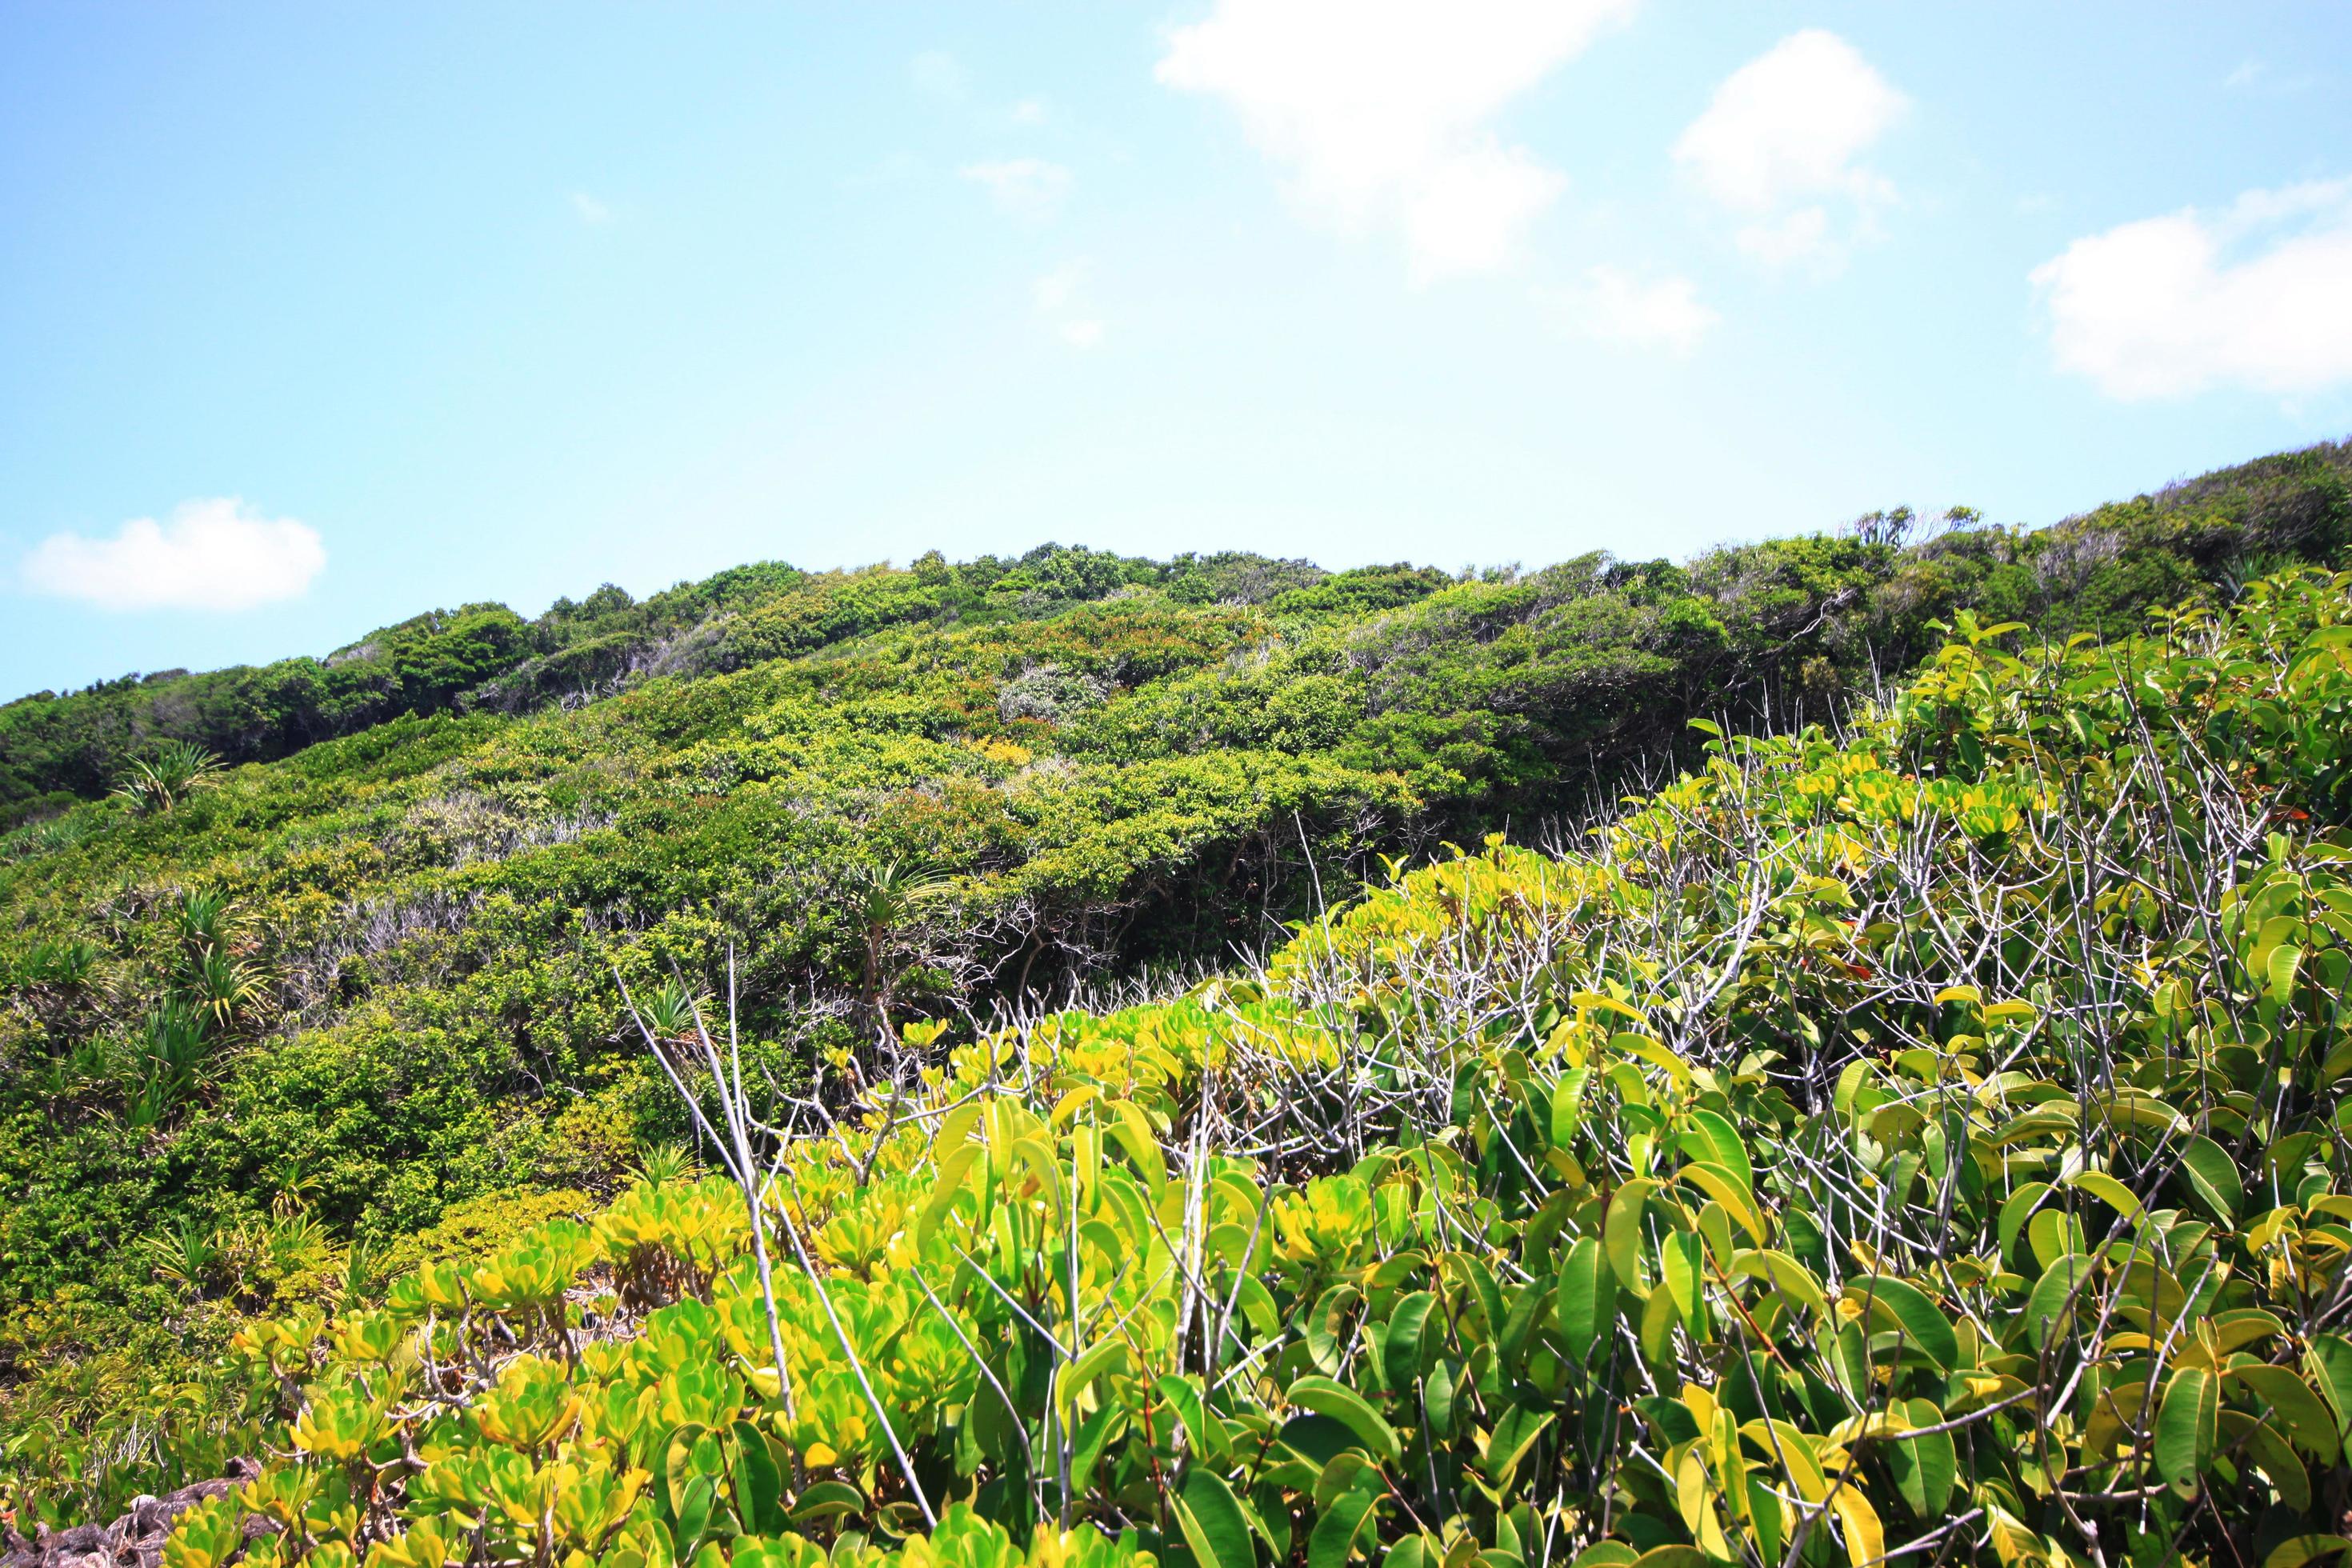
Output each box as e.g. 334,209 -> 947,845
4,2 -> 2350,701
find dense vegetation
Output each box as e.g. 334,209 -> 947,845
6,440 -> 2346,831
2,442 -> 2349,1563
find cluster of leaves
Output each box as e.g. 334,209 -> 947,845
86,561 -> 2352,1568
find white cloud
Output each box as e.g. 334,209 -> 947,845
911,50 -> 970,101
1734,206 -> 1830,268
22,498 -> 326,611
2031,178 -> 2352,401
962,158 -> 1072,218
1535,266 -> 1716,355
1155,0 -> 1639,280
570,192 -> 613,224
1033,260 -> 1105,349
1674,30 -> 1903,273
1011,98 -> 1048,126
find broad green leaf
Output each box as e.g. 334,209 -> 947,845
2227,1366 -> 2340,1462
1995,1182 -> 2054,1270
727,1420 -> 782,1534
1307,1492 -> 1375,1568
2178,1135 -> 2241,1222
1887,1398 -> 1955,1518
1058,1338 -> 1129,1414
1554,1237 -> 1614,1366
1678,1162 -> 1767,1244
2067,1169 -> 2142,1221
1681,1109 -> 1751,1192
1306,1286 -> 1361,1378
1159,1375 -> 1229,1466
787,1481 -> 866,1522
2271,943 -> 2305,1002
1660,1230 -> 1703,1323
1639,1282 -> 1681,1368
1278,1414 -> 1361,1467
1829,1485 -> 1884,1568
1107,1100 -> 1166,1197
1626,1550 -> 1713,1568
1842,1276 -> 1958,1371
1604,1179 -> 1661,1299
1483,1406 -> 1554,1488
1550,1070 -> 1590,1150
916,1143 -> 983,1242
2266,1538 -> 2352,1568
1175,1470 -> 1258,1568
663,1422 -> 710,1515
2154,1366 -> 2217,1498
2307,1334 -> 2352,1444
1287,1376 -> 1402,1464
2023,1254 -> 2093,1351
672,1473 -> 715,1554
2230,1411 -> 2311,1511
1382,1291 -> 1436,1388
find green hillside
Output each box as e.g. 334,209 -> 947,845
2,442 -> 2350,1562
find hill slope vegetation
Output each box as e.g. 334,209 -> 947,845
2,442 -> 2350,1559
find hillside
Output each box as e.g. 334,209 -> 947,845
1,442 -> 2350,1550
6,441 -> 2348,830
27,558 -> 2352,1568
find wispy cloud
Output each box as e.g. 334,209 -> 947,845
962,158 -> 1073,218
1674,30 -> 1905,276
1011,98 -> 1049,126
1535,266 -> 1716,356
1155,0 -> 1640,281
570,192 -> 614,224
21,498 -> 326,611
2032,178 -> 2352,401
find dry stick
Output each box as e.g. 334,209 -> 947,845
1059,1106 -> 1081,1532
614,966 -> 797,1427
906,1266 -> 1042,1497
766,1154 -> 939,1528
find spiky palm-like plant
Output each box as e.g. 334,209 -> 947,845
111,740 -> 222,815
123,999 -> 209,1128
850,859 -> 954,1037
624,1140 -> 695,1188
186,947 -> 263,1033
141,1218 -> 224,1295
174,886 -> 238,958
635,978 -> 705,1045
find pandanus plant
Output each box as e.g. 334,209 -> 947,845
174,886 -> 264,1032
849,859 -> 954,1040
110,739 -> 222,815
126,998 -> 210,1128
634,978 -> 708,1047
